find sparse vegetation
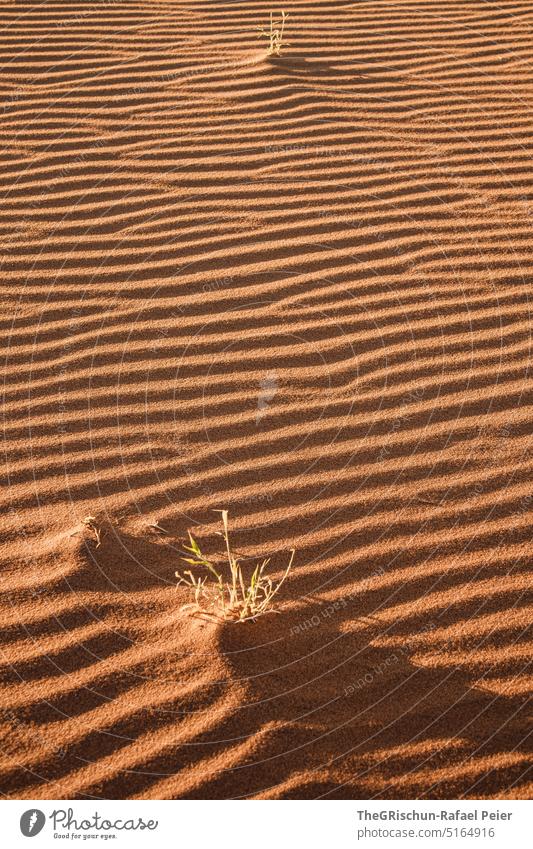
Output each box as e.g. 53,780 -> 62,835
257,11 -> 289,57
82,515 -> 102,548
175,510 -> 294,622
147,521 -> 169,535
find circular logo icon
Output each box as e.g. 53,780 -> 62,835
20,810 -> 46,837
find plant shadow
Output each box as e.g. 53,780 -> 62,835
177,596 -> 532,799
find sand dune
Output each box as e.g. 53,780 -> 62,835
0,0 -> 531,799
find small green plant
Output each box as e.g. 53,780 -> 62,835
257,11 -> 289,57
175,510 -> 295,622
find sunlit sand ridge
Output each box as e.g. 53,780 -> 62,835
0,1 -> 531,799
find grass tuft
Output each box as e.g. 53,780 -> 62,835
82,515 -> 102,548
175,510 -> 295,622
257,11 -> 289,57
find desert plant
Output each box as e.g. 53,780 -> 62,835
257,11 -> 289,57
82,515 -> 102,548
175,510 -> 295,622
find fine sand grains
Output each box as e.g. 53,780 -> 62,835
0,1 -> 532,799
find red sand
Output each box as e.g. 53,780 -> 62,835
0,1 -> 531,799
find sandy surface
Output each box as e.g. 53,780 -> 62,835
0,1 -> 532,799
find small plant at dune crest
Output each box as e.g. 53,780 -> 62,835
82,515 -> 102,548
175,510 -> 295,623
257,11 -> 289,57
